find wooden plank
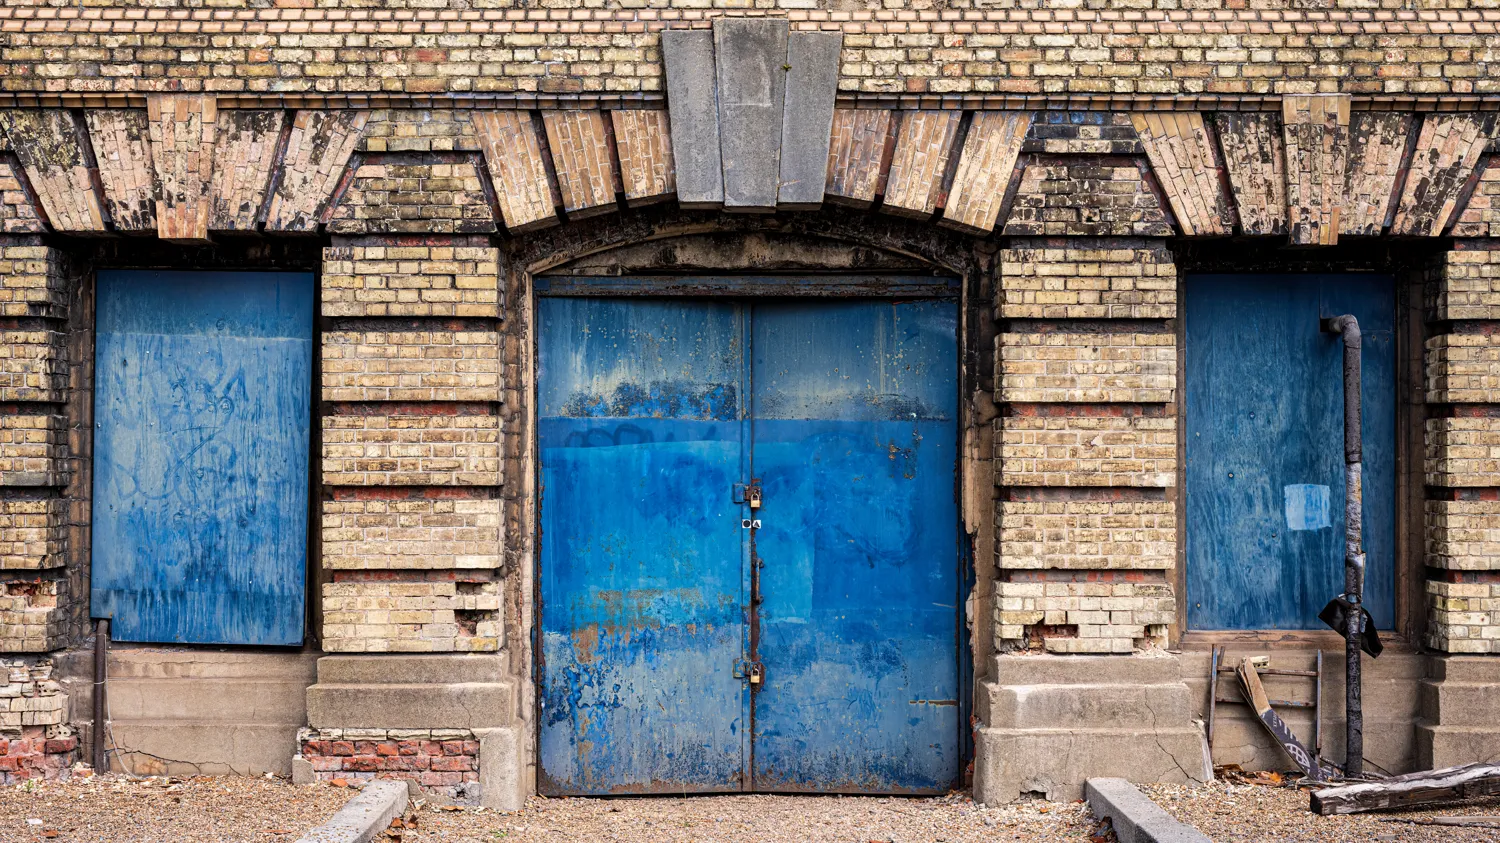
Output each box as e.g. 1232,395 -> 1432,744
610,109 -> 675,206
940,111 -> 1031,234
1312,763 -> 1500,816
264,110 -> 367,233
661,29 -> 724,209
147,93 -> 218,242
0,110 -> 106,233
1391,113 -> 1497,237
1132,112 -> 1232,237
825,108 -> 892,208
1215,112 -> 1287,236
882,110 -> 961,218
84,109 -> 157,232
1282,94 -> 1350,245
1236,658 -> 1328,782
1342,112 -> 1414,236
777,31 -> 842,210
472,110 -> 557,232
542,110 -> 617,219
210,110 -> 286,231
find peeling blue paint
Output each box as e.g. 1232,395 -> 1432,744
90,271 -> 312,646
538,297 -> 960,795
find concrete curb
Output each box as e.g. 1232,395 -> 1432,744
294,780 -> 408,843
1085,778 -> 1213,843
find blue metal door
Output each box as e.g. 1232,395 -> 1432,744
537,299 -> 751,794
537,296 -> 961,795
750,301 -> 961,793
91,270 -> 313,645
1185,274 -> 1396,630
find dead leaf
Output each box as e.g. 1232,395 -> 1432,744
42,831 -> 59,839
437,805 -> 463,812
264,831 -> 292,836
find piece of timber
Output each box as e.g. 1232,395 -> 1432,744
1235,657 -> 1329,782
1311,763 -> 1500,816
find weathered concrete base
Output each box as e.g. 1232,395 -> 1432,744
475,726 -> 526,811
1181,648 -> 1423,775
973,654 -> 1210,804
294,780 -> 408,843
57,647 -> 318,776
304,655 -> 522,807
1418,655 -> 1500,769
1085,778 -> 1212,843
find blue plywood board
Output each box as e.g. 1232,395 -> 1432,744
91,270 -> 313,646
1185,274 -> 1396,630
537,298 -> 751,795
750,301 -> 961,793
536,296 -> 962,795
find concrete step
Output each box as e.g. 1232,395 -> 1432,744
1419,679 -> 1500,724
974,726 -> 1210,804
1426,655 -> 1500,684
979,681 -> 1195,731
103,677 -> 310,723
1179,650 -> 1423,723
1416,724 -> 1500,769
1207,711 -> 1416,776
105,720 -> 299,777
316,654 -> 508,686
306,681 -> 517,730
991,654 -> 1187,686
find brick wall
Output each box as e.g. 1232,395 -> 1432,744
319,236 -> 504,654
0,241 -> 71,660
297,728 -> 479,799
1425,243 -> 1500,653
7,7 -> 1500,99
322,245 -> 502,318
994,239 -> 1179,654
322,576 -> 501,653
0,659 -> 77,785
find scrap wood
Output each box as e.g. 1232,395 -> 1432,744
1311,762 -> 1500,815
1379,815 -> 1500,829
1235,657 -> 1333,782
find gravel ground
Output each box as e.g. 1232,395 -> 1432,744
386,792 -> 1108,843
1143,780 -> 1500,842
0,774 -> 350,842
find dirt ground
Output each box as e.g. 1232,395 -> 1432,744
388,792 -> 1108,843
1143,779 -> 1500,843
0,774 -> 348,842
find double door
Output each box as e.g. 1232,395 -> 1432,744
537,297 -> 961,795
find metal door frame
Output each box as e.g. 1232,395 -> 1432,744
530,275 -> 971,794
1172,256 -> 1427,650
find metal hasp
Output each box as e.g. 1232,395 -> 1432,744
1322,313 -> 1365,779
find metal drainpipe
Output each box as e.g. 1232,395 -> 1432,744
1323,314 -> 1364,779
92,618 -> 109,773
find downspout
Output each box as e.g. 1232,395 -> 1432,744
1322,314 -> 1364,779
92,618 -> 109,773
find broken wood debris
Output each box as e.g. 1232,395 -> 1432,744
1235,657 -> 1337,782
1311,762 -> 1500,816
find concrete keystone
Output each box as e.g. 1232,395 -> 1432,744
1086,778 -> 1212,843
661,29 -> 723,209
713,18 -> 788,212
294,780 -> 407,843
777,31 -> 842,210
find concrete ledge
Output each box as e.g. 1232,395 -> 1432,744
295,780 -> 408,843
1085,778 -> 1211,843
